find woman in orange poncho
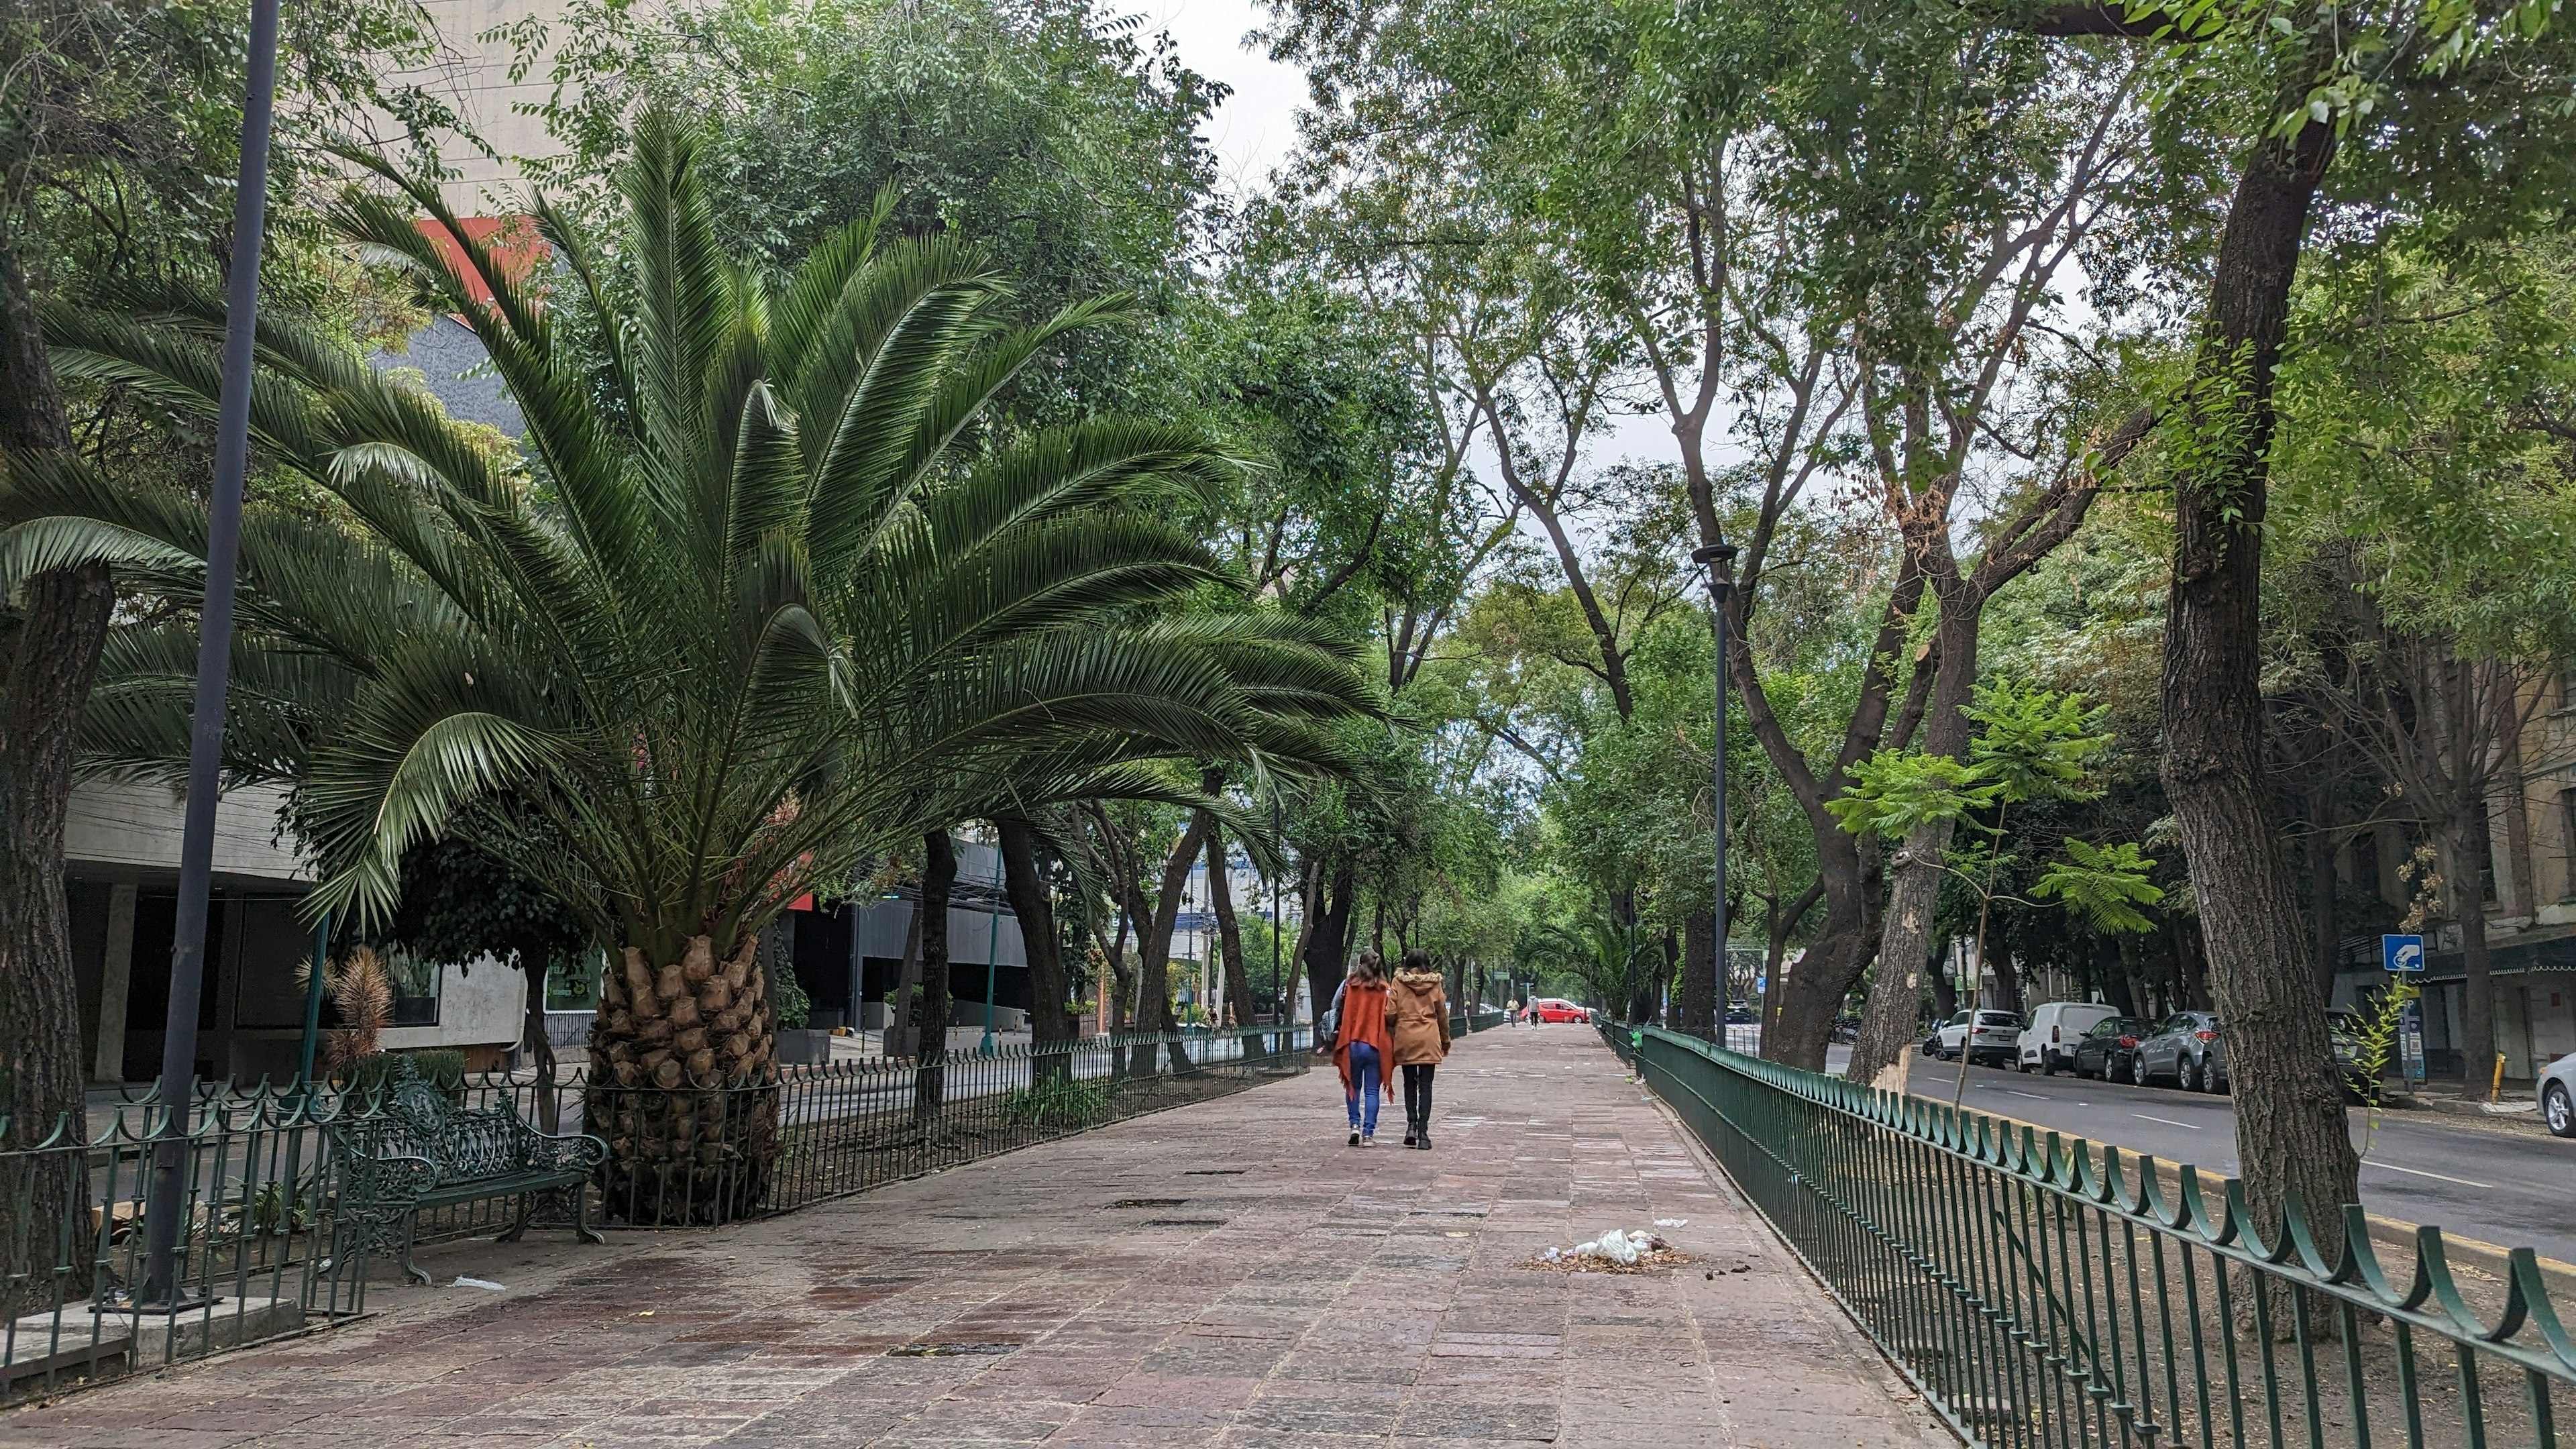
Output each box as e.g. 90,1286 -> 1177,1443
1332,951 -> 1394,1146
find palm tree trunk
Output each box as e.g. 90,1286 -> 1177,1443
588,930 -> 775,1223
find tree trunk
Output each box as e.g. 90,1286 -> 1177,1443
517,946 -> 559,1132
2173,919 -> 2212,1011
0,233 -> 107,1316
1992,955 -> 2025,1017
586,931 -> 775,1224
1678,910 -> 1718,1041
2502,722 -> 2535,920
2308,780 -> 2341,1008
1850,592 -> 1982,1087
914,830 -> 956,1117
2443,817 -> 2498,1091
1302,856 -> 1355,1034
1205,826 -> 1253,1032
1929,943 -> 1960,1022
888,902 -> 922,1053
2104,938 -> 2141,1018
1131,815 -> 1208,1076
996,817 -> 1074,1085
2159,111 -> 2358,1253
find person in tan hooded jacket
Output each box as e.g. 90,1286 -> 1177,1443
1386,949 -> 1451,1149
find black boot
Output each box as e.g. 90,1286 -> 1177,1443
1415,1128 -> 1432,1150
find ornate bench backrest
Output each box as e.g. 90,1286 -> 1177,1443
330,1059 -> 535,1188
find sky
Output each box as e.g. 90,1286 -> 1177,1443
1137,0 -> 1311,193
1139,0 -> 1686,474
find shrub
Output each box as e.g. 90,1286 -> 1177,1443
999,1075 -> 1112,1130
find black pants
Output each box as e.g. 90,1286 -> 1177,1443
1401,1063 -> 1436,1130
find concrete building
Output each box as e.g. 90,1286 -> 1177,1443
2328,668 -> 2576,1079
64,780 -> 525,1085
773,841 -> 1027,1032
390,0 -> 577,213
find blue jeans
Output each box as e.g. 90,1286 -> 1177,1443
1345,1042 -> 1382,1132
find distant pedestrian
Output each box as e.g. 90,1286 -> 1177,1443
1506,996 -> 1521,1026
1333,952 -> 1393,1146
1388,951 -> 1451,1148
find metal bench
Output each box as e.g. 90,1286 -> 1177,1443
324,1059 -> 607,1285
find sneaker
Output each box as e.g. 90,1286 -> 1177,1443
1348,1129 -> 1360,1146
1361,1132 -> 1375,1146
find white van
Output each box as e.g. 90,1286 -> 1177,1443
2019,1002 -> 2120,1075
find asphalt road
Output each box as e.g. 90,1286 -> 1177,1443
1898,1054 -> 2576,1266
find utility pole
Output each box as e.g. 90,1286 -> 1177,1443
140,0 -> 282,1309
1691,543 -> 1738,1049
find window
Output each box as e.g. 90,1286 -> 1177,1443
384,947 -> 441,1026
2561,789 -> 2576,900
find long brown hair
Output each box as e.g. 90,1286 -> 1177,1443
1349,949 -> 1385,985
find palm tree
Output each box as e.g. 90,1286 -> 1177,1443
10,113 -> 1375,1218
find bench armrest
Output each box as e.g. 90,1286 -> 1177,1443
512,1120 -> 607,1175
336,1150 -> 439,1212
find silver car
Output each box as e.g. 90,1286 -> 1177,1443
2539,1052 -> 2576,1137
2133,1011 -> 2229,1093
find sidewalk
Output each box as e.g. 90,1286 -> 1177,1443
3,1028 -> 1949,1448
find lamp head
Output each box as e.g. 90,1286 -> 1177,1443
1690,543 -> 1739,568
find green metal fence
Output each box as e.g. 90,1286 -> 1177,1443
1605,1020 -> 2576,1448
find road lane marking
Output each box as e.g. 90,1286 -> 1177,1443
2363,1161 -> 2492,1190
2132,1114 -> 2202,1130
2002,1091 -> 2050,1100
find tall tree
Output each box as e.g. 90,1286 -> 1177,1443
0,0 -> 447,1309
2025,0 -> 2576,1256
19,116 -> 1376,1218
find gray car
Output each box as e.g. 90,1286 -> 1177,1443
2538,1052 -> 2576,1137
2133,1011 -> 2229,1092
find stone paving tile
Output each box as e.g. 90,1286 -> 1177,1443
0,1028 -> 1950,1447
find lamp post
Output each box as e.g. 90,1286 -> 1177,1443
140,0 -> 282,1309
1690,542 -> 1738,1048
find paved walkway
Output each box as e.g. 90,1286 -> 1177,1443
5,1028 -> 1949,1448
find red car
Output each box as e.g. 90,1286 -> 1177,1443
1527,998 -> 1590,1024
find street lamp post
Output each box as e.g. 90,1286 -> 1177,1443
139,0 -> 284,1309
1690,542 -> 1739,1048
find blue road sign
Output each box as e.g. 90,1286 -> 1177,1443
2383,933 -> 2426,975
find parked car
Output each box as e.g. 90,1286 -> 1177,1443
2539,1051 -> 2576,1137
2070,1016 -> 2151,1081
2017,1002 -> 2122,1075
1528,998 -> 1590,1024
1725,1004 -> 1757,1024
1934,1010 -> 2025,1067
2133,1011 -> 2229,1091
2326,1006 -> 2375,1101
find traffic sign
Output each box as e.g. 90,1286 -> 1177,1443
2383,934 -> 2426,975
